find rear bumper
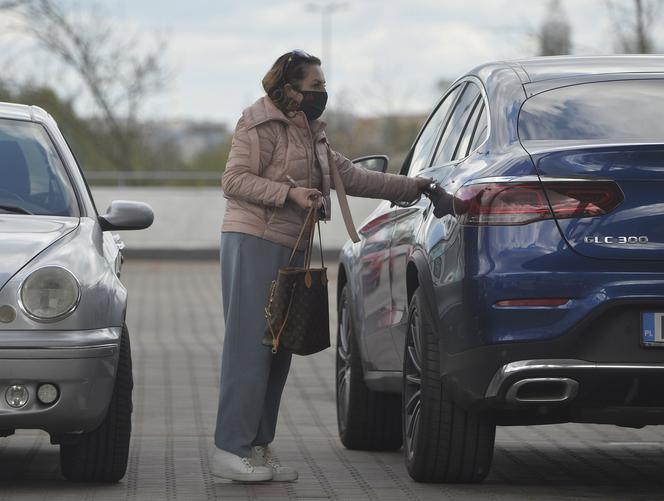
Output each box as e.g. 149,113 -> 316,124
0,327 -> 121,434
483,359 -> 664,427
485,359 -> 664,398
443,302 -> 664,425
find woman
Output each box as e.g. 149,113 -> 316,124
212,50 -> 432,482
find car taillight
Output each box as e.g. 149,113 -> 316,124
453,181 -> 623,226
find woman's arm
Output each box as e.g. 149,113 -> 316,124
221,117 -> 291,207
328,147 -> 424,203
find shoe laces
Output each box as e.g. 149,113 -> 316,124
241,456 -> 257,471
265,455 -> 282,469
255,446 -> 282,469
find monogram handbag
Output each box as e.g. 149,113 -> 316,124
263,205 -> 330,356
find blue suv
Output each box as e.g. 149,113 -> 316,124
335,56 -> 664,483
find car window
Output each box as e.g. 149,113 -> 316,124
519,79 -> 664,142
432,82 -> 481,166
0,119 -> 79,217
408,84 -> 463,177
453,96 -> 483,160
469,104 -> 488,152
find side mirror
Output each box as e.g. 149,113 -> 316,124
351,155 -> 389,174
98,200 -> 154,231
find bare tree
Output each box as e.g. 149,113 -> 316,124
538,0 -> 572,56
605,0 -> 662,53
0,0 -> 169,169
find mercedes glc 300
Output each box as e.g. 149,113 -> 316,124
335,55 -> 664,483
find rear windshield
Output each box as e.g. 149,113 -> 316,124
0,119 -> 79,217
519,79 -> 664,142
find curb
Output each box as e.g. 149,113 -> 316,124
122,248 -> 343,261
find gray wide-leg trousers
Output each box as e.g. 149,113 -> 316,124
214,231 -> 304,458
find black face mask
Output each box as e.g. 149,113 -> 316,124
298,90 -> 328,121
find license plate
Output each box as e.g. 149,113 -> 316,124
641,312 -> 664,346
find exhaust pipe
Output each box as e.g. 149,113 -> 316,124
505,377 -> 579,404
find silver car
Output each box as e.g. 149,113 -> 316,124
0,102 -> 153,482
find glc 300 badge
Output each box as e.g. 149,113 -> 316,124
584,236 -> 649,244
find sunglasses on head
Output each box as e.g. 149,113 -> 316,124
282,49 -> 314,78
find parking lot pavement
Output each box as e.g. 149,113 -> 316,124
3,260 -> 664,500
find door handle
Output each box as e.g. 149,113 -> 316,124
423,183 -> 455,218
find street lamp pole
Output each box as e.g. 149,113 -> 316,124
307,2 -> 348,83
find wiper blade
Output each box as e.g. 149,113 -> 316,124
0,204 -> 33,215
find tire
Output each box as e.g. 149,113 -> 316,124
60,324 -> 133,482
403,288 -> 495,483
336,284 -> 402,451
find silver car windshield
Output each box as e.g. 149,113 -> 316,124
0,119 -> 79,217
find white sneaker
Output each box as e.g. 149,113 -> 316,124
210,448 -> 273,482
252,445 -> 298,482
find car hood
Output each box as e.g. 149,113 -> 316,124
0,216 -> 80,290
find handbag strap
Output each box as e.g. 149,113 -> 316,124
288,205 -> 325,268
317,217 -> 325,268
328,153 -> 360,243
305,210 -> 316,269
288,206 -> 315,266
304,209 -> 325,269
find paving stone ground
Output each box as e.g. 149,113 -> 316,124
2,259 -> 664,500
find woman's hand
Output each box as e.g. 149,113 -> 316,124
399,176 -> 435,203
415,176 -> 434,194
288,186 -> 323,210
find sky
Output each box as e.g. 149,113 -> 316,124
2,0 -> 663,126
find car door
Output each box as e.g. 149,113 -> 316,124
357,85 -> 466,372
356,203 -> 401,371
390,80 -> 484,361
358,83 -> 462,371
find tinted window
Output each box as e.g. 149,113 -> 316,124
408,84 -> 463,176
454,96 -> 483,160
469,104 -> 488,151
0,119 -> 79,216
432,82 -> 481,165
519,79 -> 664,141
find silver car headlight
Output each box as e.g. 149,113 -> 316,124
18,266 -> 81,322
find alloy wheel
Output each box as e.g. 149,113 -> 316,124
403,306 -> 423,461
336,294 -> 352,435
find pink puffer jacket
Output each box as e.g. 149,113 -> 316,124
221,96 -> 421,251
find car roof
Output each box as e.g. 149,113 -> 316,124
507,55 -> 664,84
468,55 -> 664,96
0,102 -> 52,123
